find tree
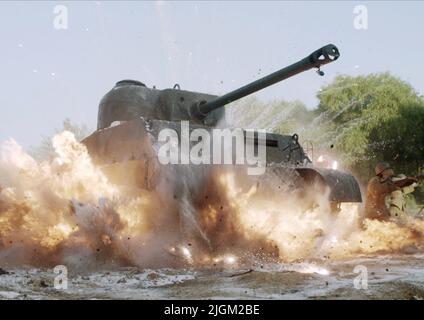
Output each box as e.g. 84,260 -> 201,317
30,118 -> 91,161
316,73 -> 424,177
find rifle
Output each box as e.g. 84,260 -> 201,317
392,175 -> 424,188
416,174 -> 424,181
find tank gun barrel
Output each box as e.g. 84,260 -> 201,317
191,44 -> 339,118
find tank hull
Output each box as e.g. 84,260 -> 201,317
82,118 -> 362,204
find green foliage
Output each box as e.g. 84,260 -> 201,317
317,73 -> 424,176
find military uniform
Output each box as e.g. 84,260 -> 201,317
364,162 -> 420,221
364,176 -> 399,220
387,175 -> 417,221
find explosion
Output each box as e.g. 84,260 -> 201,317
0,131 -> 423,270
221,172 -> 424,261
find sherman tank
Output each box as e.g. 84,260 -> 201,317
82,44 -> 362,211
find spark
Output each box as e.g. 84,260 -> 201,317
330,236 -> 338,244
315,268 -> 330,276
224,255 -> 237,265
180,246 -> 193,263
55,223 -> 73,237
298,264 -> 330,276
181,247 -> 190,256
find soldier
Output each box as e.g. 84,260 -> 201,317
364,162 -> 418,221
387,174 -> 418,221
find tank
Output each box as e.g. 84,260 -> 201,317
82,44 -> 362,208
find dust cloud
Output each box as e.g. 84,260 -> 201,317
0,131 -> 423,271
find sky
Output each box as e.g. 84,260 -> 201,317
1,1 -> 424,148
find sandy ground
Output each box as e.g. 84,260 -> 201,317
1,254 -> 423,300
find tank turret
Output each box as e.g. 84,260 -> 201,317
97,44 -> 339,129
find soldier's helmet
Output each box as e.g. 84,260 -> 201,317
375,162 -> 391,176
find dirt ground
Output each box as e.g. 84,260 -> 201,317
1,253 -> 423,300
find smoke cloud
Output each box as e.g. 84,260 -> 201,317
0,132 -> 423,271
